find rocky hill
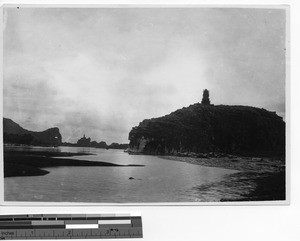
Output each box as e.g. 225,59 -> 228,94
128,104 -> 285,157
3,118 -> 62,146
66,135 -> 129,149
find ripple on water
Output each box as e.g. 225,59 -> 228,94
5,146 -> 238,203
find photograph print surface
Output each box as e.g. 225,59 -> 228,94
3,6 -> 287,203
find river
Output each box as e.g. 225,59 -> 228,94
4,146 -> 238,203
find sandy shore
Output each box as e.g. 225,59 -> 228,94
159,155 -> 285,201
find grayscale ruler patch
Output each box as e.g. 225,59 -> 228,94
0,214 -> 143,239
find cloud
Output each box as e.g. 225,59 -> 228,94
54,110 -> 130,144
3,7 -> 286,143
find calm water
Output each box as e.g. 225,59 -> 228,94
5,146 -> 238,202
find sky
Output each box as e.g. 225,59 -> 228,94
3,7 -> 286,144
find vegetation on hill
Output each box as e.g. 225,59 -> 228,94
3,118 -> 62,146
128,103 -> 285,156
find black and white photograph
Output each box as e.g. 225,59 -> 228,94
2,6 -> 287,203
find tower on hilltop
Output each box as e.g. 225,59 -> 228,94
201,89 -> 211,105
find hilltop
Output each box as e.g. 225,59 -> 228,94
128,102 -> 285,157
3,118 -> 62,146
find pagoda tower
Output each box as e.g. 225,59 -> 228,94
201,89 -> 211,105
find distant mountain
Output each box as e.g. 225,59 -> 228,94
128,103 -> 285,157
3,118 -> 62,146
73,135 -> 129,149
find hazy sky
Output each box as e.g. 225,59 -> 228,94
3,7 -> 286,143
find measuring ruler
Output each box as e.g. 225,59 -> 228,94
0,214 -> 142,239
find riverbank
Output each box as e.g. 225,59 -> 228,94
160,155 -> 285,172
4,150 -> 144,177
160,155 -> 285,201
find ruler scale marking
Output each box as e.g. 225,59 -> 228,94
0,215 -> 142,239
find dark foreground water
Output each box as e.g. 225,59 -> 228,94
5,146 -> 238,202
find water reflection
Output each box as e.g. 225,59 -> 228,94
5,146 -> 238,202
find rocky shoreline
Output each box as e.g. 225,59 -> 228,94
5,148 -> 286,201
128,103 -> 285,157
160,155 -> 285,172
160,155 -> 285,201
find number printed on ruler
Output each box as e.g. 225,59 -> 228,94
0,214 -> 143,239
